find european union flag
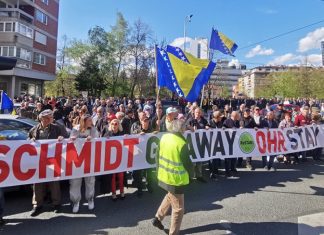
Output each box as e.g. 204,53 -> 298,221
210,28 -> 238,56
0,91 -> 13,112
156,46 -> 216,102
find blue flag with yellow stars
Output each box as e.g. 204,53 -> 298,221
209,28 -> 238,56
156,45 -> 216,102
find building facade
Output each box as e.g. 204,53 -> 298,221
188,38 -> 208,59
204,59 -> 245,98
238,66 -> 304,98
0,0 -> 59,98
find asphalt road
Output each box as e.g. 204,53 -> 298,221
2,158 -> 324,235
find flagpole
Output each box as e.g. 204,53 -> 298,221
200,39 -> 212,108
154,45 -> 161,129
0,90 -> 2,113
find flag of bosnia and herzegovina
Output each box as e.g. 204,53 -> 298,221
156,45 -> 216,102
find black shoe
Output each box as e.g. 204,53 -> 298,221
197,177 -> 207,183
53,205 -> 61,213
147,185 -> 154,193
30,206 -> 43,217
209,173 -> 217,180
152,217 -> 164,230
225,171 -> 231,178
0,218 -> 6,226
163,228 -> 170,234
231,168 -> 238,173
137,190 -> 143,198
301,158 -> 308,162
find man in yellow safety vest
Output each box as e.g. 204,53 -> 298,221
152,118 -> 193,235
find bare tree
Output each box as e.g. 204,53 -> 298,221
128,18 -> 152,98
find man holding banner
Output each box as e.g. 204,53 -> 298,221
28,110 -> 65,217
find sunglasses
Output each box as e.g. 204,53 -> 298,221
111,123 -> 118,126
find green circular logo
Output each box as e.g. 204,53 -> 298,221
239,132 -> 255,154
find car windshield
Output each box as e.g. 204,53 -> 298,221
16,117 -> 38,126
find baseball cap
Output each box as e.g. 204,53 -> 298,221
39,109 -> 53,118
143,105 -> 152,111
166,107 -> 178,114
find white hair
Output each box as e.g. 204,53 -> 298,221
166,119 -> 185,133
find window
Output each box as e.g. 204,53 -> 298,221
20,83 -> 28,94
16,61 -> 31,69
0,1 -> 6,8
35,31 -> 47,45
33,52 -> 46,65
0,22 -> 15,32
41,0 -> 49,5
16,23 -> 33,38
35,9 -> 48,25
0,119 -> 32,132
0,46 -> 16,57
0,82 -> 7,92
17,48 -> 31,61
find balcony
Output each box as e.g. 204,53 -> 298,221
0,8 -> 33,25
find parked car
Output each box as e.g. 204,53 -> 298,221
0,114 -> 37,136
0,114 -> 71,137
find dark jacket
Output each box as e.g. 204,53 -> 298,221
28,123 -> 64,140
121,116 -> 134,135
240,116 -> 257,129
223,118 -> 240,128
209,119 -> 224,129
187,116 -> 209,130
264,119 -> 278,129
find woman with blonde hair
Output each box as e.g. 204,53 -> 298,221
102,118 -> 125,201
69,114 -> 98,213
72,106 -> 88,128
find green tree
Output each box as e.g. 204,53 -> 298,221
75,52 -> 105,97
255,69 -> 324,98
45,35 -> 78,97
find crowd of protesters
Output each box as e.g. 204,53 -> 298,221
0,94 -> 324,228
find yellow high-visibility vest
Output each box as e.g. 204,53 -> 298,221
158,133 -> 189,186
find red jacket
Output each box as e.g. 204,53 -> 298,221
294,114 -> 310,127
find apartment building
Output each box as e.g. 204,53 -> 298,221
0,0 -> 59,98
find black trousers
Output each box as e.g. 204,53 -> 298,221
209,159 -> 221,174
225,158 -> 237,172
133,169 -> 156,192
237,157 -> 252,166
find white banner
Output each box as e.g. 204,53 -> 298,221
0,124 -> 323,187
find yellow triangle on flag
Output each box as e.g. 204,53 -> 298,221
168,53 -> 203,97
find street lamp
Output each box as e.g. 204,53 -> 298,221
183,14 -> 193,52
